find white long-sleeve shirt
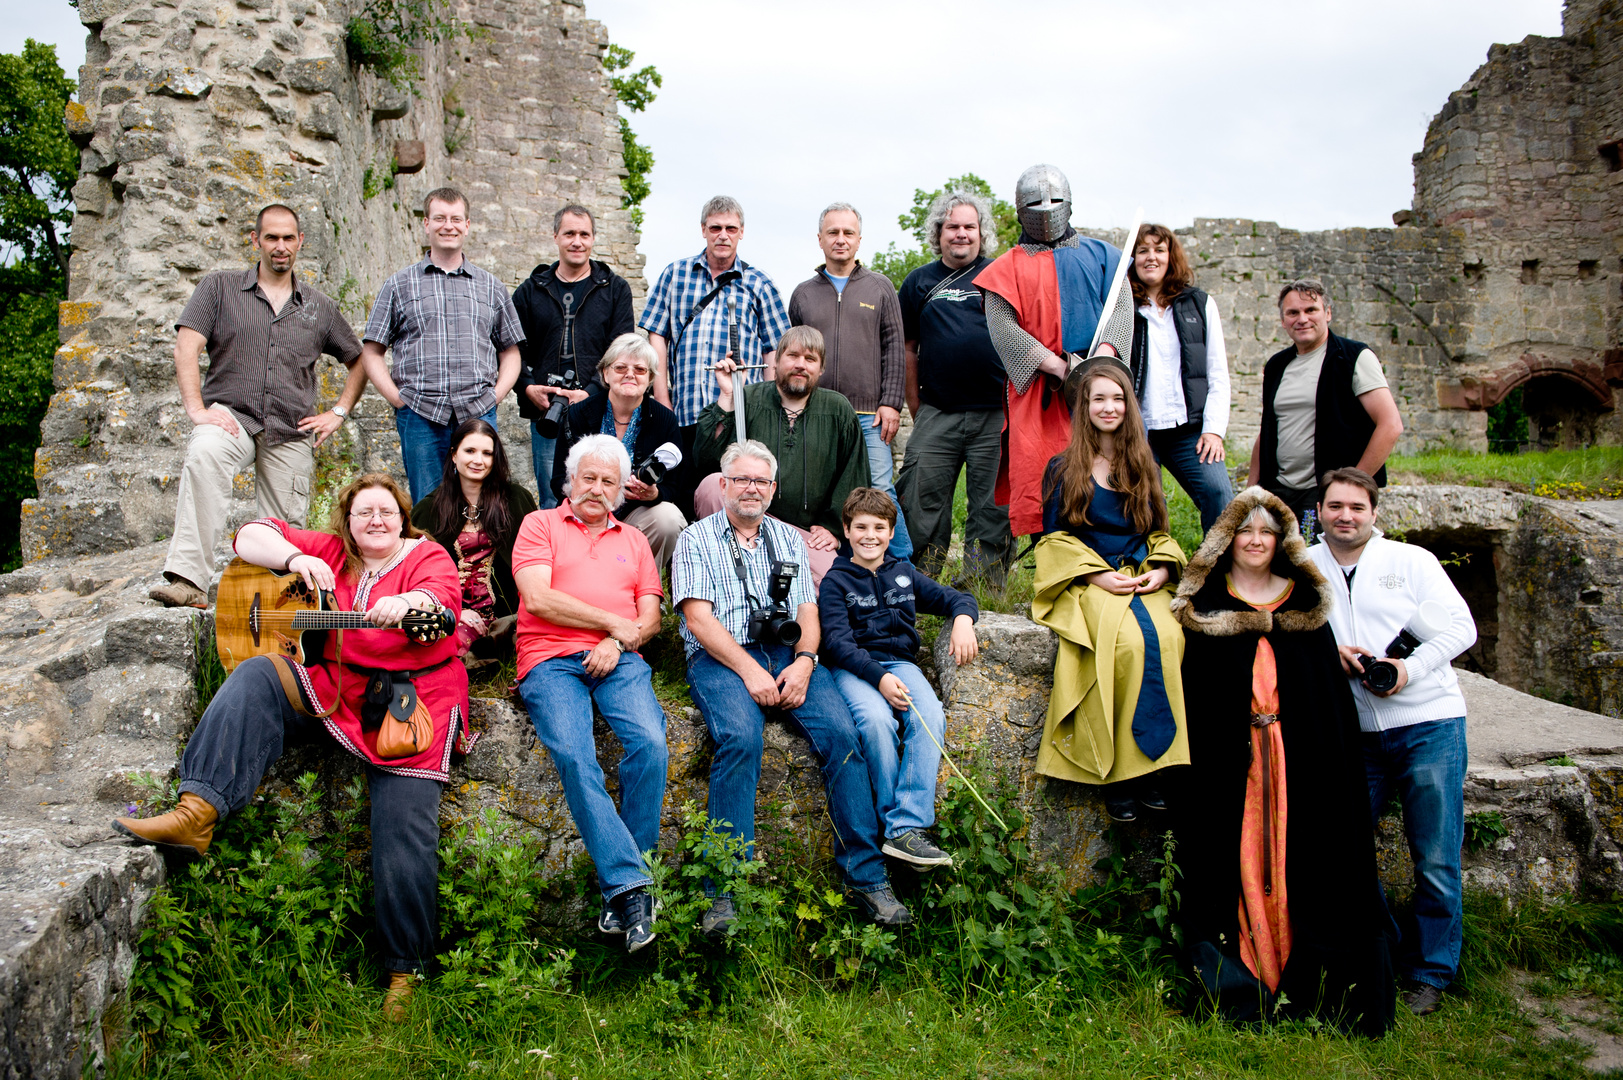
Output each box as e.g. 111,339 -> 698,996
1307,535 -> 1476,732
1138,293 -> 1229,436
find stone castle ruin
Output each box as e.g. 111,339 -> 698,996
0,0 -> 1621,1074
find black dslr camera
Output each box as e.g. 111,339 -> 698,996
536,368 -> 581,439
1357,600 -> 1452,694
747,560 -> 802,646
1359,629 -> 1422,694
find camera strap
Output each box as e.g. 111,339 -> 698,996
726,522 -> 777,610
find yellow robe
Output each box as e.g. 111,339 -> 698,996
1031,530 -> 1190,785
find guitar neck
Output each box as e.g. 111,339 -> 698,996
286,611 -> 378,630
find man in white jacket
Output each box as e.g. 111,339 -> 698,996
1307,467 -> 1477,1018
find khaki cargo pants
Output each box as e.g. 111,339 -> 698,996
161,405 -> 314,592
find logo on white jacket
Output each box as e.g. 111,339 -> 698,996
1378,573 -> 1406,590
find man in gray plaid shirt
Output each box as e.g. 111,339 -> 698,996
361,187 -> 526,502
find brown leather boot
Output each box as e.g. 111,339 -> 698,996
383,971 -> 414,1022
112,793 -> 218,858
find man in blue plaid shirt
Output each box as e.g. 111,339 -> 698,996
640,196 -> 791,437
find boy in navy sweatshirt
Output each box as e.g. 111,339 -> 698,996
819,488 -> 980,867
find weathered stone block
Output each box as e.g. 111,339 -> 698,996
394,138 -> 425,173
146,68 -> 211,99
298,93 -> 340,139
286,55 -> 340,93
373,82 -> 410,121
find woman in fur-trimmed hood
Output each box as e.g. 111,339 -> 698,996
1170,486 -> 1396,1037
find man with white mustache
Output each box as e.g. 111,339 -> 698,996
511,434 -> 667,953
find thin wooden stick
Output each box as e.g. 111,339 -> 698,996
900,691 -> 1009,832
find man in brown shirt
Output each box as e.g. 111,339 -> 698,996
788,202 -> 911,558
150,204 -> 366,608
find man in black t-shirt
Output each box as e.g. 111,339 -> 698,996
896,189 -> 1012,585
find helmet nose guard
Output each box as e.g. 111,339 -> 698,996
1015,164 -> 1072,244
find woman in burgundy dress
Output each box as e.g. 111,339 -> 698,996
410,418 -> 537,667
114,474 -> 470,1020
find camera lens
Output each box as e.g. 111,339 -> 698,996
538,398 -> 567,439
1361,660 -> 1399,694
775,618 -> 802,646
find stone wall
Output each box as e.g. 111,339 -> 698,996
23,0 -> 643,565
1080,0 -> 1622,457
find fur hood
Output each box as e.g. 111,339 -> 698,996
1169,486 -> 1335,637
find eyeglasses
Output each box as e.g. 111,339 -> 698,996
427,214 -> 467,226
349,507 -> 401,520
608,362 -> 651,377
723,475 -> 774,491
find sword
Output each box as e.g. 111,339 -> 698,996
1083,205 -> 1144,366
727,296 -> 746,446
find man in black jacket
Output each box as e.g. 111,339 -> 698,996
513,205 -> 636,506
1247,278 -> 1404,536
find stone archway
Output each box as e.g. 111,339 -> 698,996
1437,352 -> 1616,450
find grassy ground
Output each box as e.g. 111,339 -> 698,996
108,898 -> 1623,1080
1387,448 -> 1623,499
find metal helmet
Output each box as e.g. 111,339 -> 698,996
1014,164 -> 1072,244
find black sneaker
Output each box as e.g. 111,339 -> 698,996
598,898 -> 626,935
701,896 -> 738,940
1105,795 -> 1139,822
1137,786 -> 1168,813
852,886 -> 912,927
1402,981 -> 1445,1016
617,888 -> 657,953
882,829 -> 954,868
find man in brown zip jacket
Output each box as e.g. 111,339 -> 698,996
788,202 -> 912,558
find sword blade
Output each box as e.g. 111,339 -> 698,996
1087,206 -> 1144,357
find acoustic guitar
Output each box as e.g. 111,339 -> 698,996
214,558 -> 456,672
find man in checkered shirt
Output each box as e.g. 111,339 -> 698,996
639,195 -> 791,447
361,187 -> 526,502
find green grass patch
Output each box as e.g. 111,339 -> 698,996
1387,447 -> 1623,499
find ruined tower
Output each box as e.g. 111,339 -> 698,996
26,0 -> 644,563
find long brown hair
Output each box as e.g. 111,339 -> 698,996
1045,362 -> 1168,534
425,419 -> 517,552
329,473 -> 423,580
1128,223 -> 1194,307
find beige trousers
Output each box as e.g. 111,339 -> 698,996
620,501 -> 687,574
162,405 -> 314,591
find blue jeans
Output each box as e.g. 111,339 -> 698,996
687,643 -> 888,891
517,652 -> 667,902
394,405 -> 500,504
832,661 -> 945,837
1147,420 -> 1234,533
531,423 -> 559,509
859,413 -> 913,560
1364,715 -> 1466,989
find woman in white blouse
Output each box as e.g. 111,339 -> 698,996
1126,225 -> 1234,533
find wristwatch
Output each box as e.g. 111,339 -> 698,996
612,638 -> 627,653
330,404 -> 349,420
795,650 -> 819,668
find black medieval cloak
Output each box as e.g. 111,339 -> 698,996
1168,486 -> 1397,1037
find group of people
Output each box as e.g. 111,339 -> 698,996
118,168 -> 1468,1035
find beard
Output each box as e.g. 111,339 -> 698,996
777,373 -> 812,398
726,494 -> 765,522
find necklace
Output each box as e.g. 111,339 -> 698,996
463,502 -> 481,522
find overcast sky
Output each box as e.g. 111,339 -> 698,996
9,1 -> 1564,293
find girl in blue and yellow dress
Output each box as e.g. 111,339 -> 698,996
1031,359 -> 1189,822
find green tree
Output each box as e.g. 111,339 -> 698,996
0,40 -> 76,570
868,173 -> 1020,288
603,44 -> 661,228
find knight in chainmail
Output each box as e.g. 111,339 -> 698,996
974,165 -> 1136,537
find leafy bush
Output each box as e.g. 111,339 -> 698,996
345,0 -> 467,91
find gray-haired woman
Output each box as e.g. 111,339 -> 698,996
1170,486 -> 1396,1035
550,333 -> 689,569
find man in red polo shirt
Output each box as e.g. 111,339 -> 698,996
511,433 -> 665,953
